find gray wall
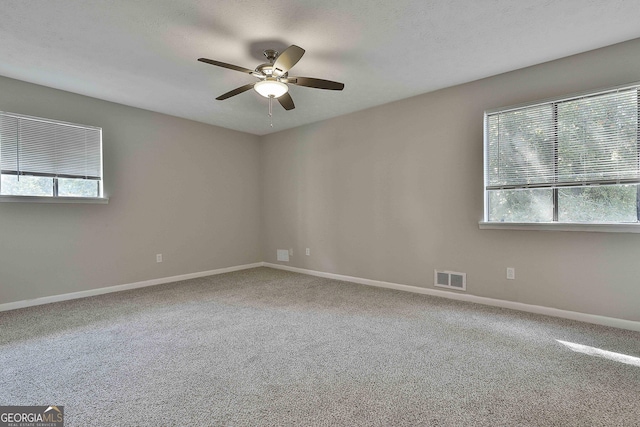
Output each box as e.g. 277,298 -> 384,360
3,39 -> 639,322
261,38 -> 640,322
0,76 -> 261,304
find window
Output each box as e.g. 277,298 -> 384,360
0,112 -> 103,199
484,84 -> 640,225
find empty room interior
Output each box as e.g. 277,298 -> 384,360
1,1 -> 639,426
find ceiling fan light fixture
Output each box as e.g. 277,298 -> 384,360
254,80 -> 288,98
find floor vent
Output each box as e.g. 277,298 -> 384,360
434,270 -> 466,291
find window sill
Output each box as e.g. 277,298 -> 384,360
0,195 -> 109,204
478,221 -> 640,233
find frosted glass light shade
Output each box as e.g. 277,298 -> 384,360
254,80 -> 288,98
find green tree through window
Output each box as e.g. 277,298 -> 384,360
0,112 -> 102,199
485,86 -> 640,223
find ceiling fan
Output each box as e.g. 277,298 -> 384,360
197,45 -> 345,112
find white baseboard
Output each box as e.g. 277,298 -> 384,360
0,262 -> 264,313
264,263 -> 640,332
4,261 -> 638,332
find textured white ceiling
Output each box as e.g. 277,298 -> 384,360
1,0 -> 640,135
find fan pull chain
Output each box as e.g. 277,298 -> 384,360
268,95 -> 274,127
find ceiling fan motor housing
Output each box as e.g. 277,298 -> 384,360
255,63 -> 274,77
254,49 -> 281,78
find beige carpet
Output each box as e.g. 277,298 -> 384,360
1,267 -> 639,426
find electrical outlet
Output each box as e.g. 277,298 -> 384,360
156,254 -> 163,263
305,248 -> 310,256
506,267 -> 515,280
289,248 -> 293,256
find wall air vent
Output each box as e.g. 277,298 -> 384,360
276,249 -> 289,262
434,270 -> 466,291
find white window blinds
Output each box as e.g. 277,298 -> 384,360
0,112 -> 102,180
486,86 -> 640,190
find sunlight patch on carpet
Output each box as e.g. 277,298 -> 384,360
556,340 -> 640,367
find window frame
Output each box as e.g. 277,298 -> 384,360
0,111 -> 107,204
481,82 -> 640,232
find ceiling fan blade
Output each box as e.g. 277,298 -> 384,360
198,58 -> 254,74
273,45 -> 305,75
277,92 -> 295,110
216,83 -> 256,100
287,77 -> 344,91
